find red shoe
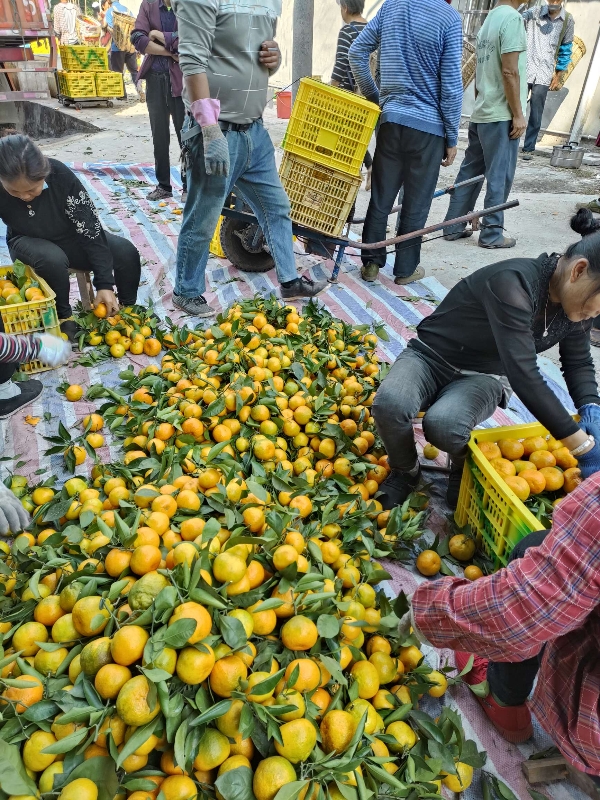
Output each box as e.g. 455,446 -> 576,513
454,651 -> 533,743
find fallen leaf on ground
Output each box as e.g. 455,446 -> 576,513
24,415 -> 41,426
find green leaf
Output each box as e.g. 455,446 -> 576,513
59,756 -> 117,800
456,654 -> 474,678
319,654 -> 348,687
42,727 -> 89,754
164,618 -> 197,648
0,739 -> 37,795
189,699 -> 234,729
469,679 -> 490,698
494,777 -> 518,800
246,479 -> 267,503
116,719 -> 158,767
317,614 -> 340,639
273,782 -> 309,800
250,668 -> 285,698
22,699 -> 59,722
214,766 -> 256,800
528,791 -> 550,800
219,615 -> 248,650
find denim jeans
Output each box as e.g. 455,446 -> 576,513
175,118 -> 297,298
487,529 -> 549,705
372,346 -> 504,472
523,83 -> 550,153
362,123 -> 445,277
443,121 -> 519,246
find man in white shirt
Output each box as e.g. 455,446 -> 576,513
53,0 -> 79,45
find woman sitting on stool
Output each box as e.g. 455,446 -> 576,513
373,209 -> 600,510
0,134 -> 141,341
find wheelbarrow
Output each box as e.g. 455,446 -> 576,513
218,175 -> 518,282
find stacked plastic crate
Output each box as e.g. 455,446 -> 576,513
58,45 -> 123,100
279,78 -> 380,237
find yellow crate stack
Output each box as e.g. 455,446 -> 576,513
279,78 -> 380,236
58,45 -> 124,99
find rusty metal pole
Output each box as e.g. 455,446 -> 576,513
292,0 -> 314,102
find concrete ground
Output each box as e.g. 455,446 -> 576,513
36,94 -> 600,371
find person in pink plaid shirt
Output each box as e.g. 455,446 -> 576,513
410,473 -> 600,778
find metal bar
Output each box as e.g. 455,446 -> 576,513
220,200 -> 518,251
329,245 -> 347,284
0,66 -> 52,72
350,175 -> 485,225
346,200 -> 519,250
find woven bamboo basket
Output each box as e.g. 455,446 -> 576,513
112,10 -> 136,53
76,15 -> 101,46
556,36 -> 586,89
462,40 -> 477,89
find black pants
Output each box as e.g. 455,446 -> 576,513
109,50 -> 139,98
487,529 -> 549,705
145,71 -> 186,193
362,122 -> 444,277
523,83 -> 549,154
8,232 -> 141,319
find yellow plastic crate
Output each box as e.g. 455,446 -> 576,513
59,45 -> 109,72
280,152 -> 362,237
210,217 -> 225,258
95,71 -> 124,97
455,422 -> 553,570
282,78 -> 380,175
0,265 -> 61,374
57,70 -> 96,99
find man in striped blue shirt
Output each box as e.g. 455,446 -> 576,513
349,0 -> 463,285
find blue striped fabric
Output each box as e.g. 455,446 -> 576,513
348,0 -> 464,146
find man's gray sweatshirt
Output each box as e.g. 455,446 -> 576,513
172,0 -> 282,125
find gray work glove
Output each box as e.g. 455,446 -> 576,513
0,482 -> 31,536
37,334 -> 71,368
202,124 -> 230,177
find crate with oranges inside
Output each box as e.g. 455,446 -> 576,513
0,261 -> 60,373
455,421 -> 581,571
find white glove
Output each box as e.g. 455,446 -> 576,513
0,482 -> 31,536
37,334 -> 71,367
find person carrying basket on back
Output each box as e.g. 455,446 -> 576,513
103,0 -> 145,102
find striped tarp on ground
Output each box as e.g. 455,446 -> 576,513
0,163 -> 585,799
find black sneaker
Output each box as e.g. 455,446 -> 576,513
60,319 -> 83,344
147,187 -> 173,201
173,293 -> 216,318
0,380 -> 43,420
446,463 -> 464,510
379,468 -> 421,511
280,276 -> 327,301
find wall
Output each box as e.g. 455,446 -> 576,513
274,0 -> 600,139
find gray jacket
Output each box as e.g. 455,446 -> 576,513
172,0 -> 281,124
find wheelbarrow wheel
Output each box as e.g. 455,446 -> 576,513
220,217 -> 275,274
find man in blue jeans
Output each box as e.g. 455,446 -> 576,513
443,0 -> 527,249
171,0 -> 327,319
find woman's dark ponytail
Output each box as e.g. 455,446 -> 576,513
565,209 -> 600,277
0,134 -> 50,183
